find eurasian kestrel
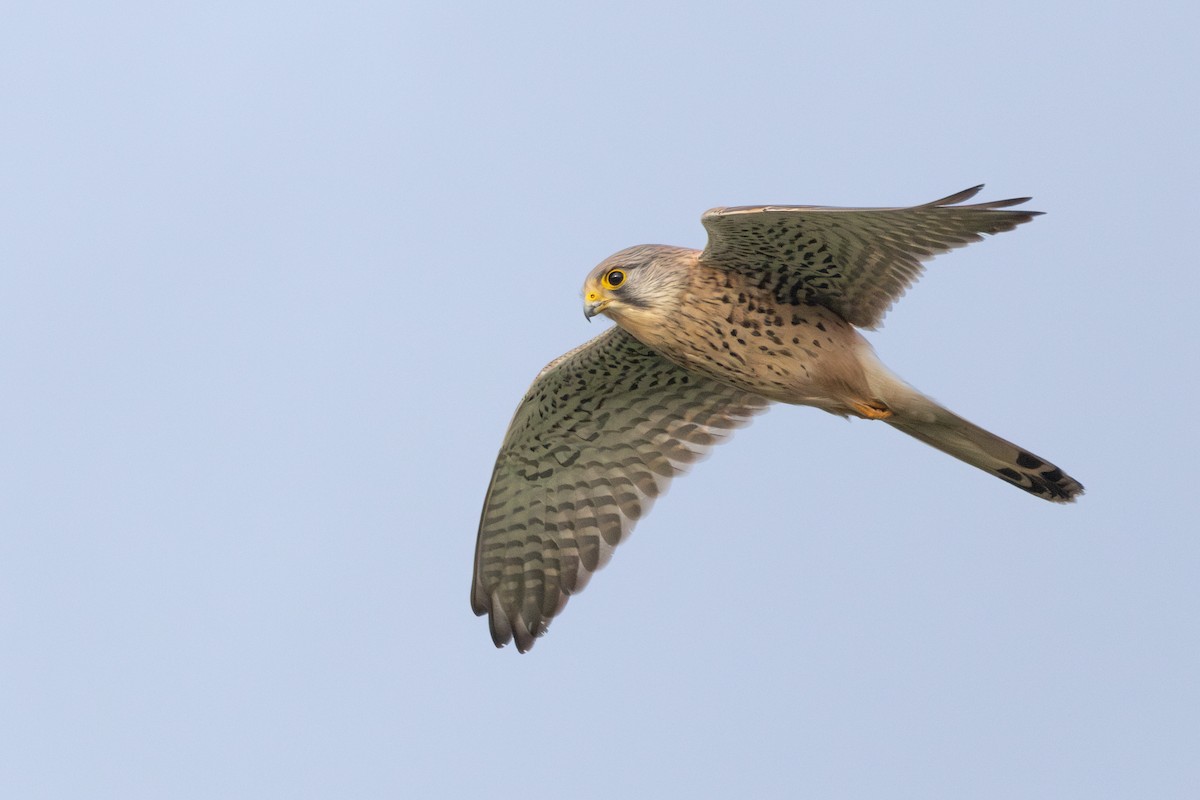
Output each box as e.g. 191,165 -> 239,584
472,185 -> 1083,652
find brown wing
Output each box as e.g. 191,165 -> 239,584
699,185 -> 1040,328
472,327 -> 769,652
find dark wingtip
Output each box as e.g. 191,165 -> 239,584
487,601 -> 514,650
924,185 -> 986,207
511,614 -> 535,653
928,186 -> 1045,218
974,195 -> 1031,209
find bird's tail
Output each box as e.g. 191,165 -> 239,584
878,387 -> 1084,502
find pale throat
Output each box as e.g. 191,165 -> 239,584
605,278 -> 699,359
605,302 -> 676,352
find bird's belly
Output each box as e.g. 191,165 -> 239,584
654,301 -> 875,413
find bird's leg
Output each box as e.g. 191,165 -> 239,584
849,399 -> 894,420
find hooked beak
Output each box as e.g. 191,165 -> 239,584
583,291 -> 610,321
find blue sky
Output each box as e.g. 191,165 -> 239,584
2,2 -> 1197,798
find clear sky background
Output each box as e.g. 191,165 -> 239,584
2,2 -> 1197,798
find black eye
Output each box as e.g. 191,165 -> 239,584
605,269 -> 625,288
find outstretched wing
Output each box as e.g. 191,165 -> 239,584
472,327 -> 769,652
700,185 -> 1040,329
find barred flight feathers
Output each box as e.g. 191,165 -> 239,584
700,185 -> 1040,328
472,327 -> 769,652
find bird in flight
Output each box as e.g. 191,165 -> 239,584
472,185 -> 1083,652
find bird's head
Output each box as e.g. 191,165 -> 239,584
582,245 -> 695,325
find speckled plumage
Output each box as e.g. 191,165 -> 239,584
473,186 -> 1083,652
472,328 -> 767,650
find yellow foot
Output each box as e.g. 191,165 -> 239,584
850,399 -> 893,420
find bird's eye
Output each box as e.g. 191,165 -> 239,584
603,269 -> 626,289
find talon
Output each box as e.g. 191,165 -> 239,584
850,400 -> 893,420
